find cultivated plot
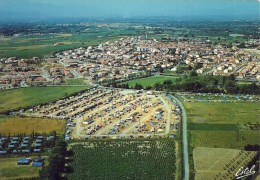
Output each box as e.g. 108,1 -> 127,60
193,147 -> 258,180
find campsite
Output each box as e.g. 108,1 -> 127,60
19,87 -> 179,139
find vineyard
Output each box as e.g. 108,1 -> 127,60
68,139 -> 176,179
193,147 -> 258,180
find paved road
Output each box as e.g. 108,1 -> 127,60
169,95 -> 189,180
40,66 -> 52,81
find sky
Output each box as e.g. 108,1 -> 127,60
0,0 -> 259,21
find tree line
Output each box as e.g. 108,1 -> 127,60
114,74 -> 260,95
39,139 -> 73,180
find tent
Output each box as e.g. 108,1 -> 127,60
17,158 -> 32,165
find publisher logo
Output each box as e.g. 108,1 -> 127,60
235,165 -> 256,179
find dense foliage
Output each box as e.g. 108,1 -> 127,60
68,139 -> 176,179
39,139 -> 67,180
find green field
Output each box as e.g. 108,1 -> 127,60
0,157 -> 41,179
126,76 -> 180,88
65,78 -> 87,85
188,123 -> 238,131
185,102 -> 260,124
68,139 -> 176,179
0,115 -> 66,136
184,102 -> 260,149
190,130 -> 260,149
0,32 -> 122,59
193,147 -> 258,180
0,86 -> 88,113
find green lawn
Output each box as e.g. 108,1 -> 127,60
0,86 -> 88,113
126,76 -> 180,88
0,157 -> 41,179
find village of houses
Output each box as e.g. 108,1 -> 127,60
0,37 -> 260,89
0,36 -> 259,156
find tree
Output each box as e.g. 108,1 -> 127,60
189,70 -> 198,77
134,83 -> 143,90
39,139 -> 67,180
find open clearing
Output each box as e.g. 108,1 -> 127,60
0,116 -> 66,136
68,139 -> 176,179
193,147 -> 258,180
0,86 -> 88,113
126,76 -> 180,88
0,157 -> 41,180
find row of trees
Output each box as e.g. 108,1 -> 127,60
115,74 -> 260,95
39,139 -> 68,180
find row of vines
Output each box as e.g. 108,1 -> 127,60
68,139 -> 176,179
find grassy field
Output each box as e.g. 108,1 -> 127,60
190,130 -> 260,149
193,147 -> 258,180
65,78 -> 87,85
185,102 -> 260,149
0,33 -> 121,58
126,76 -> 180,88
68,139 -> 176,179
0,157 -> 41,179
0,86 -> 88,113
185,102 -> 260,124
0,116 -> 66,136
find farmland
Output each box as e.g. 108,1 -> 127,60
0,116 -> 66,136
0,31 -> 123,59
185,102 -> 260,124
190,130 -> 260,149
68,139 -> 176,179
184,101 -> 260,149
126,76 -> 180,88
0,157 -> 41,179
0,86 -> 88,113
193,147 -> 258,180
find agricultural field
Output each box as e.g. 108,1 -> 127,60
126,76 -> 180,88
0,157 -> 41,179
0,31 -> 122,59
68,139 -> 176,179
0,116 -> 66,136
185,102 -> 260,124
190,130 -> 260,149
193,147 -> 258,180
185,101 -> 260,149
0,86 -> 88,113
